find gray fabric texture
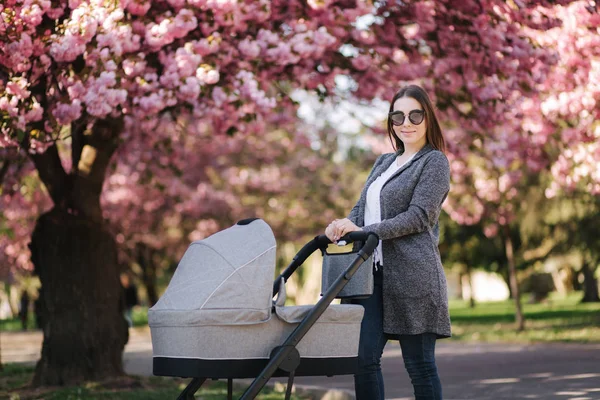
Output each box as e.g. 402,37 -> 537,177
275,277 -> 364,323
151,306 -> 363,359
275,304 -> 364,324
149,219 -> 276,326
347,144 -> 452,338
321,250 -> 373,298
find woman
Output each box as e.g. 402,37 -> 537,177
325,84 -> 451,400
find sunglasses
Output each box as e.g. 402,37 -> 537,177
389,109 -> 425,126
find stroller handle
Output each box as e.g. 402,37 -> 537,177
251,230 -> 379,399
273,231 -> 379,297
315,231 -> 374,246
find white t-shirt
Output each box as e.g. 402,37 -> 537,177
364,154 -> 414,267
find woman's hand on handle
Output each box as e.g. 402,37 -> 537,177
325,220 -> 338,243
326,218 -> 361,243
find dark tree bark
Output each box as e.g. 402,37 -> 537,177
499,263 -> 512,298
503,225 -> 525,331
30,209 -> 128,385
580,261 -> 600,303
27,117 -> 128,386
136,243 -> 159,306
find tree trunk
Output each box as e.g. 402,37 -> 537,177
498,264 -> 512,298
504,225 -> 525,331
26,117 -> 126,386
30,209 -> 128,386
580,261 -> 600,303
136,243 -> 159,306
4,283 -> 19,317
466,263 -> 476,308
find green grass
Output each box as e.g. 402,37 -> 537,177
448,292 -> 600,343
0,316 -> 34,332
0,307 -> 148,332
131,307 -> 148,327
2,364 -> 311,400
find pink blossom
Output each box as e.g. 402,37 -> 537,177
25,102 -> 44,122
484,224 -> 499,238
127,0 -> 151,16
67,81 -> 86,100
3,33 -> 34,72
352,29 -> 376,45
172,9 -> 198,38
145,20 -> 175,48
6,78 -> 31,99
53,100 -> 82,125
178,76 -> 201,102
351,55 -> 371,71
238,38 -> 261,58
167,0 -> 186,7
192,34 -> 221,56
211,87 -> 228,106
159,71 -> 180,89
136,93 -> 166,115
19,3 -> 45,26
69,0 -> 83,9
46,5 -> 65,19
49,35 -> 87,62
122,58 -> 147,77
187,0 -> 208,7
204,69 -> 220,85
257,29 -> 280,47
173,46 -> 202,77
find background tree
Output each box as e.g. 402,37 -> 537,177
520,189 -> 600,303
440,0 -> 600,329
534,1 -> 600,302
439,214 -> 506,307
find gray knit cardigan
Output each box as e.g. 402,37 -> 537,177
348,143 -> 452,338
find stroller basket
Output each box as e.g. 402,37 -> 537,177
149,218 -> 378,399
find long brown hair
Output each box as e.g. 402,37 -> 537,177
387,85 -> 446,154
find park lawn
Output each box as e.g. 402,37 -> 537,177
2,364 -> 311,400
448,292 -> 600,343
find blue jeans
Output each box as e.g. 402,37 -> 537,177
351,276 -> 442,400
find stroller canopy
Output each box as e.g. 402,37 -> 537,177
149,219 -> 277,326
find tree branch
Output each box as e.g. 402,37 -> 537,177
84,117 -> 123,188
71,115 -> 88,175
0,158 -> 10,187
29,145 -> 68,207
70,117 -> 123,221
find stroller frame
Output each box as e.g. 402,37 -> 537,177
168,230 -> 379,400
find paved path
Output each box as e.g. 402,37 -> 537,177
3,328 -> 600,399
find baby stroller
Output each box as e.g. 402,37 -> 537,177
148,218 -> 378,399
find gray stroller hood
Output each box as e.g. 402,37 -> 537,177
149,218 -> 276,326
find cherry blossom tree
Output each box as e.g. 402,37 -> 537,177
104,112 -> 374,306
0,0 -> 580,385
530,1 -> 600,302
441,1 -> 600,329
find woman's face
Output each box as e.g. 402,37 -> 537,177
392,96 -> 427,150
